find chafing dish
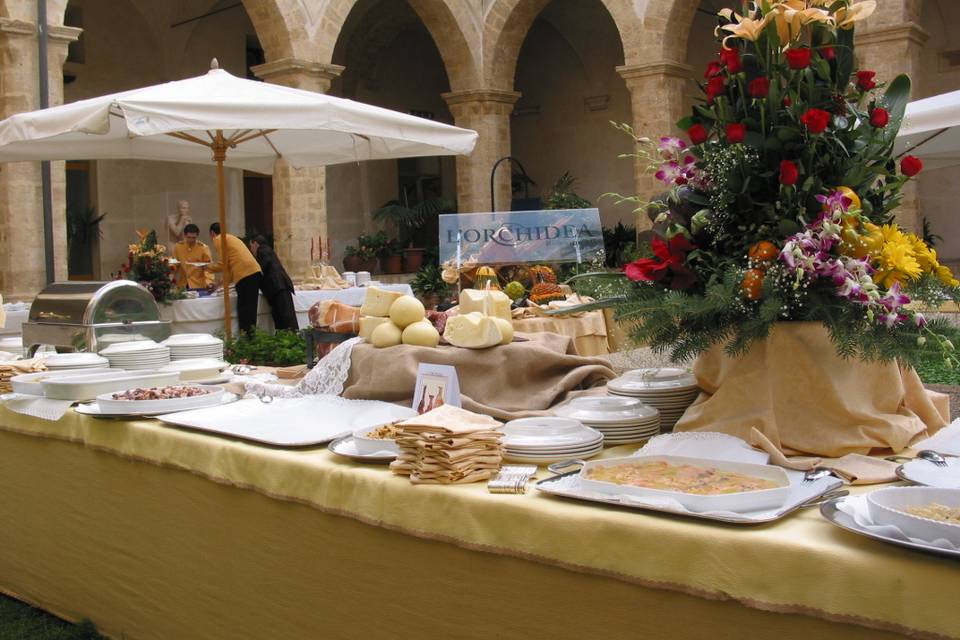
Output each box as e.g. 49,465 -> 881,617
22,281 -> 171,356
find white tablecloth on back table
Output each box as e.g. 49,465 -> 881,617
160,285 -> 413,335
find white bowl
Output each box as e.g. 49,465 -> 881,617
867,486 -> 960,545
555,396 -> 659,423
352,424 -> 401,455
500,417 -> 601,449
579,455 -> 790,513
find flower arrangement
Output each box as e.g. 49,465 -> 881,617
581,0 -> 959,367
115,229 -> 180,303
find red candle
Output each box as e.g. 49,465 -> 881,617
327,237 -> 331,260
310,237 -> 314,262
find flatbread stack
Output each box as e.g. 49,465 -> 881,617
390,405 -> 504,484
0,358 -> 45,393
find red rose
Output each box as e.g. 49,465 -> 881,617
901,155 -> 923,177
726,123 -> 746,144
870,107 -> 889,128
687,123 -> 709,145
785,48 -> 812,70
856,70 -> 876,91
748,77 -> 770,99
719,47 -> 741,74
800,108 -> 832,134
704,61 -> 723,78
783,96 -> 792,107
706,76 -> 726,103
779,160 -> 799,185
821,46 -> 835,60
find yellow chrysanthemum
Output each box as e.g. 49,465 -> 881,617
871,225 -> 923,287
937,264 -> 960,288
908,233 -> 940,273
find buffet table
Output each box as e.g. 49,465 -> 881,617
511,310 -> 609,357
1,407 -> 955,640
159,284 -> 413,334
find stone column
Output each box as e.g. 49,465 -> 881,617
0,19 -> 79,299
617,62 -> 693,231
856,22 -> 928,233
251,58 -> 343,281
441,89 -> 520,213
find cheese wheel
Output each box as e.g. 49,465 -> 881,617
359,315 -> 391,340
370,321 -> 402,348
442,312 -> 503,349
491,317 -> 514,345
458,289 -> 512,321
401,320 -> 440,347
360,287 -> 404,317
389,295 -> 426,328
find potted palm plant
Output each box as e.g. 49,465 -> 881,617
372,196 -> 455,272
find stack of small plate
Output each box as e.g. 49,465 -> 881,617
553,396 -> 660,444
99,340 -> 171,369
606,368 -> 700,433
500,417 -> 604,464
159,358 -> 230,383
162,334 -> 224,361
0,335 -> 24,358
43,352 -> 110,371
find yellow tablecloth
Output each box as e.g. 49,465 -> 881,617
1,407 -> 957,640
511,310 -> 609,356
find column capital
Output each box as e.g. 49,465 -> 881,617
857,22 -> 929,48
617,61 -> 693,84
48,25 -> 82,44
251,58 -> 345,93
441,89 -> 521,107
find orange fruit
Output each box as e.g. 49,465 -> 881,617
748,241 -> 779,263
741,268 -> 764,301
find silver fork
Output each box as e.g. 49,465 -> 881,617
918,450 -> 949,467
802,468 -> 835,483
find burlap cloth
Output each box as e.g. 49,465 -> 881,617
342,332 -> 616,421
675,322 -> 949,457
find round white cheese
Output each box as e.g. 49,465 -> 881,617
370,321 -> 403,348
389,295 -> 426,328
401,321 -> 440,347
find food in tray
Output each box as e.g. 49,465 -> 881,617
365,423 -> 403,440
584,460 -> 781,495
459,289 -> 512,321
111,385 -> 213,401
904,503 -> 960,524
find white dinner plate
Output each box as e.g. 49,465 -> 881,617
503,446 -> 603,464
897,458 -> 960,488
328,435 -> 397,463
44,353 -> 109,367
162,334 -> 223,347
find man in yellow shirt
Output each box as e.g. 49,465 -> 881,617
172,224 -> 212,289
208,223 -> 263,334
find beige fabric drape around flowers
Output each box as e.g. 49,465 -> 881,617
675,322 -> 949,457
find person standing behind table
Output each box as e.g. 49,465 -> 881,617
172,223 -> 213,290
207,223 -> 262,334
249,235 -> 299,332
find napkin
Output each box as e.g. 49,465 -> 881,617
910,418 -> 960,456
1,393 -> 73,421
749,427 -> 899,484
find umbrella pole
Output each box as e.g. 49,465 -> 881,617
213,131 -> 232,342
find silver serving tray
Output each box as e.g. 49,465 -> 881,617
42,371 -> 180,401
820,498 -> 960,560
535,468 -> 845,525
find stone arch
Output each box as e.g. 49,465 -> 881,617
639,0 -> 700,62
483,0 -> 643,90
319,0 -> 477,89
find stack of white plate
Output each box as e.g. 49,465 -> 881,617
553,396 -> 660,444
99,340 -> 171,369
0,335 -> 24,358
162,334 -> 224,361
43,352 -> 110,371
606,368 -> 700,433
159,358 -> 230,382
500,417 -> 604,464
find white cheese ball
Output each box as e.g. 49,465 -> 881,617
388,295 -> 426,328
370,321 -> 403,348
401,320 -> 440,347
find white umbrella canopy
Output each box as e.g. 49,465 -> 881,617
0,65 -> 477,173
895,89 -> 960,171
0,63 -> 477,339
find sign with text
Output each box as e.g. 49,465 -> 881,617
438,209 -> 605,266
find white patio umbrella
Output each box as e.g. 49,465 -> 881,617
0,60 -> 478,339
895,89 -> 960,170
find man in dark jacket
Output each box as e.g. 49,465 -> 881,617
249,235 -> 299,332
